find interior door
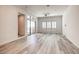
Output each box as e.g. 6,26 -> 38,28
18,14 -> 25,37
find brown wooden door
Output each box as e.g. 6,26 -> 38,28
18,14 -> 25,36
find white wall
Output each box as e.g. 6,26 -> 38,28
37,16 -> 62,34
63,6 -> 79,47
0,6 -> 18,45
0,6 -> 27,45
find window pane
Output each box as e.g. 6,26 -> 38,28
52,22 -> 56,28
31,21 -> 35,28
27,20 -> 30,34
47,22 -> 51,28
31,21 -> 35,33
42,22 -> 46,28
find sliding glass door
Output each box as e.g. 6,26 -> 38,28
27,20 -> 36,35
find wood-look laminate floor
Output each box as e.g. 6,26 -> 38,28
0,33 -> 79,54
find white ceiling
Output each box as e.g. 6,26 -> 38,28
26,5 -> 69,17
16,5 -> 69,17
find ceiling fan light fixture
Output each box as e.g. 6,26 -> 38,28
46,5 -> 50,7
44,12 -> 50,17
45,14 -> 47,16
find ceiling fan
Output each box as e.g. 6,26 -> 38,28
44,13 -> 50,17
44,5 -> 50,17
